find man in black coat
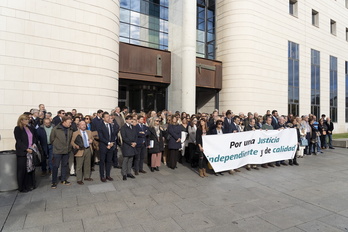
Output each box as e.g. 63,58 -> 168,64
97,112 -> 116,182
52,110 -> 65,127
325,117 -> 335,149
223,110 -> 233,133
110,113 -> 120,168
91,109 -> 103,131
37,118 -> 54,176
134,115 -> 149,175
120,115 -> 137,180
271,110 -> 280,130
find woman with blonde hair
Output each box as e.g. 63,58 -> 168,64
148,117 -> 164,172
14,114 -> 37,192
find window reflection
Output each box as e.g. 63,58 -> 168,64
196,0 -> 215,59
120,0 -> 168,50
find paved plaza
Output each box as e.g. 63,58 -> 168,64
1,148 -> 348,232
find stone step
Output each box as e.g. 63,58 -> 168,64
332,139 -> 348,148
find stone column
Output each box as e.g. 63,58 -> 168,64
168,0 -> 196,114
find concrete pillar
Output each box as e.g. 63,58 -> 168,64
168,0 -> 196,114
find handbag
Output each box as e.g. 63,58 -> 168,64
32,151 -> 41,167
300,137 -> 308,146
73,134 -> 84,155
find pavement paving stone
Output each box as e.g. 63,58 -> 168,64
82,213 -> 122,232
62,204 -> 98,222
147,203 -> 183,220
234,215 -> 281,232
116,208 -> 155,227
172,212 -> 215,231
45,196 -> 78,211
123,195 -> 158,210
317,213 -> 348,231
43,219 -> 84,232
174,198 -> 209,214
1,148 -> 348,232
94,199 -> 129,215
87,183 -> 116,194
141,217 -> 184,232
149,191 -> 182,204
24,209 -> 62,229
295,220 -> 345,232
76,192 -> 108,206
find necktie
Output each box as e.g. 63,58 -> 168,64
82,131 -> 89,148
107,123 -> 111,141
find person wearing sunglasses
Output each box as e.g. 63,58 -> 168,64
52,110 -> 65,126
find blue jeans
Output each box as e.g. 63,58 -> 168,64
326,134 -> 333,148
52,153 -> 69,184
316,136 -> 322,152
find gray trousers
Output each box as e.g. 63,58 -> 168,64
121,156 -> 134,176
76,148 -> 92,181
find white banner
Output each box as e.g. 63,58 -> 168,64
202,128 -> 298,172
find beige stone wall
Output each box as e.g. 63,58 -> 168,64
0,0 -> 120,150
216,0 -> 348,133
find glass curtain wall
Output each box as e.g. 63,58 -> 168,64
120,0 -> 169,50
311,49 -> 320,118
288,41 -> 300,116
330,56 -> 338,122
345,61 -> 348,122
196,0 -> 216,59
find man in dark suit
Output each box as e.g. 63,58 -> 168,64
110,113 -> 120,168
134,115 -> 149,175
52,110 -> 65,127
97,112 -> 116,182
91,109 -> 103,167
271,110 -> 280,130
230,116 -> 241,133
223,110 -> 233,133
120,115 -> 137,181
37,118 -> 54,176
91,109 -> 103,131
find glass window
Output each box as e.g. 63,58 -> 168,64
120,8 -> 130,23
346,61 -> 348,122
120,23 -> 130,38
120,0 -> 131,9
331,19 -> 337,36
120,0 -> 168,50
196,0 -> 216,59
131,0 -> 141,12
312,10 -> 319,27
289,0 -> 298,17
130,11 -> 140,25
288,41 -> 299,116
330,56 -> 338,122
311,49 -> 320,119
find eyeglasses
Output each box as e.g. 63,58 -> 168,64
155,120 -> 160,122
61,113 -> 65,115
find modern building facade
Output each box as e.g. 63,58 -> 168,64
0,0 -> 347,150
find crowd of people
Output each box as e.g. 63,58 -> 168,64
13,104 -> 335,193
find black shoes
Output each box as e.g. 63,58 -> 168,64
127,174 -> 135,179
123,175 -> 127,181
155,167 -> 159,171
150,167 -> 154,172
